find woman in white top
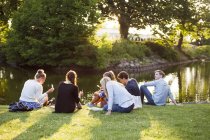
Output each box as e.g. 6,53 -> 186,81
100,77 -> 134,115
19,69 -> 54,109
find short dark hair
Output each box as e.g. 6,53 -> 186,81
155,70 -> 165,77
117,71 -> 129,79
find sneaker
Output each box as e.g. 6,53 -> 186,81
87,103 -> 95,107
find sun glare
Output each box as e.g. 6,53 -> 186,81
96,18 -> 153,40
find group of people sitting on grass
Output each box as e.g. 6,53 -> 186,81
10,68 -> 177,115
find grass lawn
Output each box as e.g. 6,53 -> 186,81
0,104 -> 210,140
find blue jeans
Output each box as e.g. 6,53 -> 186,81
140,86 -> 156,105
103,104 -> 134,113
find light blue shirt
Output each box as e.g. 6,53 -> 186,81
144,78 -> 174,106
106,81 -> 134,110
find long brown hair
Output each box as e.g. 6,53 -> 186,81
66,70 -> 77,85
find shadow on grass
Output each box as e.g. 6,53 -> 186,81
145,104 -> 210,140
87,104 -> 210,139
13,108 -> 81,140
0,106 -> 30,126
87,107 -> 151,140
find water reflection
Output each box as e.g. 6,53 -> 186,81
0,62 -> 210,105
138,62 -> 210,103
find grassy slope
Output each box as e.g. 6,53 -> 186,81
0,104 -> 210,140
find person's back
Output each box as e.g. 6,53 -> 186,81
126,78 -> 141,96
55,82 -> 80,113
106,80 -> 133,106
19,80 -> 42,102
15,69 -> 54,111
125,79 -> 142,108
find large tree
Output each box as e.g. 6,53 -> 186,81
99,0 -> 196,40
99,0 -> 160,39
4,0 -> 100,66
152,0 -> 210,49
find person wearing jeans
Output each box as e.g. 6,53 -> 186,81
140,70 -> 177,106
100,77 -> 134,115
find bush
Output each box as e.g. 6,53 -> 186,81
88,36 -> 151,69
88,35 -> 113,69
111,40 -> 151,63
74,44 -> 97,67
144,40 -> 178,61
182,44 -> 210,58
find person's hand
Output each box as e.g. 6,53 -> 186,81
79,90 -> 84,98
106,110 -> 111,115
47,87 -> 54,94
77,102 -> 82,109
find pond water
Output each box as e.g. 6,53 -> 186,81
0,61 -> 210,105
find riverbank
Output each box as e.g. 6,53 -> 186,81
111,58 -> 200,72
110,47 -> 210,72
0,104 -> 210,140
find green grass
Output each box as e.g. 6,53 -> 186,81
0,104 -> 210,140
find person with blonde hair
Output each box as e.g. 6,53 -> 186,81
100,76 -> 134,115
55,70 -> 83,113
19,69 -> 54,109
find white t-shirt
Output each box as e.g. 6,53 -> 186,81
19,80 -> 47,103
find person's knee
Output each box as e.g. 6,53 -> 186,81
140,85 -> 146,91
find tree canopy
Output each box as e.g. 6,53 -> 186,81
152,0 -> 210,48
4,0 -> 100,66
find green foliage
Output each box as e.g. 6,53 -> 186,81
99,0 -> 200,39
89,36 -> 112,69
74,44 -> 97,67
4,0 -> 100,66
111,40 -> 151,63
0,0 -> 22,24
153,0 -> 210,49
182,44 -> 210,58
144,40 -> 178,61
91,38 -> 151,69
0,21 -> 9,45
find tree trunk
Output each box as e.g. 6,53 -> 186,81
118,15 -> 129,39
177,69 -> 182,103
177,31 -> 183,50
